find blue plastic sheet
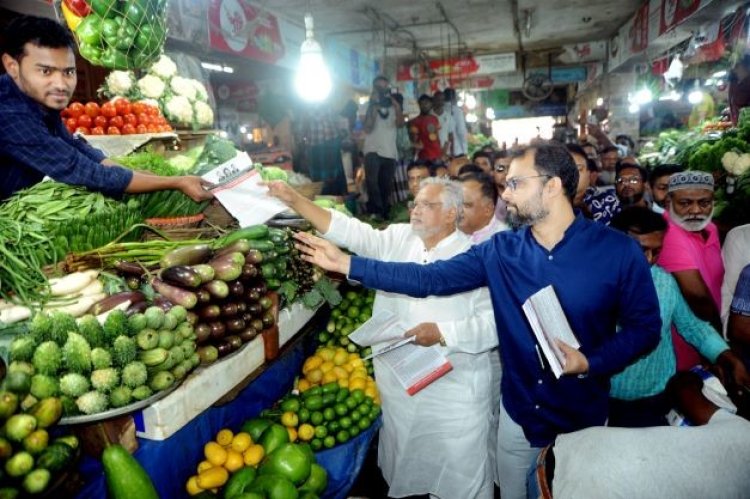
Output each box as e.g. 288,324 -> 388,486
75,325 -> 379,499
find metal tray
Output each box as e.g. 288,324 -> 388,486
58,381 -> 181,425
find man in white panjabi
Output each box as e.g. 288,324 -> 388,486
265,177 -> 497,499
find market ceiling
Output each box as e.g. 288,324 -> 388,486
266,0 -> 643,60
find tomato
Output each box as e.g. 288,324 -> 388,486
137,114 -> 151,126
146,106 -> 160,116
61,108 -> 70,119
106,126 -> 121,135
109,115 -> 124,129
135,124 -> 147,134
77,114 -> 92,128
90,126 -> 105,135
67,102 -> 85,118
84,102 -> 100,118
65,117 -> 78,130
75,126 -> 90,135
159,125 -> 173,133
121,124 -> 136,135
154,115 -> 167,126
94,115 -> 108,128
65,123 -> 76,134
115,98 -> 131,116
146,124 -> 159,133
131,102 -> 146,115
101,102 -> 117,118
123,113 -> 138,126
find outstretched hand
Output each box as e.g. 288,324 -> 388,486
178,176 -> 214,202
261,180 -> 298,206
294,232 -> 351,275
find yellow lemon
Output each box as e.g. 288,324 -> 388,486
196,466 -> 229,489
216,429 -> 233,447
320,361 -> 334,374
317,348 -> 334,361
197,460 -> 213,473
231,432 -> 252,453
298,424 -> 315,441
349,377 -> 366,391
186,476 -> 203,496
333,349 -> 348,366
243,444 -> 265,467
347,352 -> 360,361
306,369 -> 323,384
298,378 -> 312,392
338,378 -> 349,389
204,442 -> 227,466
303,355 -> 323,374
333,366 -> 348,380
287,427 -> 298,442
224,450 -> 244,472
322,371 -> 338,384
364,386 -> 378,400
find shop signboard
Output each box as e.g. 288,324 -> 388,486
659,0 -> 712,35
396,55 -> 480,82
208,0 -> 286,64
475,53 -> 517,75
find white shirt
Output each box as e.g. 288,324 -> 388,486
450,103 -> 468,156
470,214 -> 509,245
721,224 -> 750,337
552,410 -> 750,499
432,108 -> 455,150
363,109 -> 398,160
325,211 -> 497,499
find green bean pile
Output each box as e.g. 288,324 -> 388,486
0,218 -> 52,303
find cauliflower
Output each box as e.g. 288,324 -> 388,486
190,80 -> 209,102
164,95 -> 194,125
194,101 -> 214,127
103,70 -> 134,97
170,76 -> 197,101
137,98 -> 160,109
137,74 -> 166,99
722,151 -> 750,176
149,55 -> 177,80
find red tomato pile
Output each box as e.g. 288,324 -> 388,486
62,99 -> 173,136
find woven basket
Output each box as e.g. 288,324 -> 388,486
296,182 -> 324,200
203,201 -> 238,229
142,214 -> 210,241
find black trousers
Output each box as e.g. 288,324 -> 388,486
364,152 -> 397,218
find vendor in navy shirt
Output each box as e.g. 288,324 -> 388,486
0,16 -> 212,202
294,142 -> 661,499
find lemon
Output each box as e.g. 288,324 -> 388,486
281,411 -> 299,428
333,349 -> 348,366
204,441 -> 227,466
197,460 -> 213,473
338,378 -> 349,389
306,368 -> 323,384
216,429 -> 233,447
298,423 -> 315,441
322,371 -> 338,384
243,444 -> 265,467
231,432 -> 252,453
298,378 -> 312,392
317,348 -> 335,362
333,366 -> 348,380
224,449 -> 244,472
303,355 -> 323,374
349,378 -> 366,391
320,361 -> 335,374
186,476 -> 203,496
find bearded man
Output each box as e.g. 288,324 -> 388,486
658,172 -> 724,334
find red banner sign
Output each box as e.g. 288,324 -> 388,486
208,0 -> 285,64
396,56 -> 480,82
659,0 -> 706,35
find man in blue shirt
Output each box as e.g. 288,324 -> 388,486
0,16 -> 212,202
294,142 -> 661,499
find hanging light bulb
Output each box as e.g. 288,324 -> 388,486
295,13 -> 332,102
596,97 -> 604,106
634,88 -> 653,105
465,94 -> 477,110
688,81 -> 704,104
485,107 -> 496,120
465,112 -> 478,123
628,103 -> 640,114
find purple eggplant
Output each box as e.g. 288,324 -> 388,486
246,302 -> 262,316
185,311 -> 199,325
225,335 -> 243,351
239,327 -> 258,343
191,264 -> 216,282
160,244 -> 212,268
115,260 -> 146,276
150,278 -> 197,309
153,295 -> 174,311
91,291 -> 146,316
195,323 -> 211,344
197,304 -> 221,320
215,240 -> 251,258
262,311 -> 275,329
216,341 -> 233,357
245,289 -> 261,303
196,289 -> 211,304
126,301 -> 148,316
202,280 -> 229,299
161,265 -> 202,288
209,321 -> 226,339
197,345 -> 219,364
220,302 -> 239,318
225,318 -> 245,333
241,264 -> 258,280
244,250 -> 263,265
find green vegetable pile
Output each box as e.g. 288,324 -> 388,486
193,135 -> 240,175
9,305 -> 199,417
0,361 -> 78,496
75,0 -> 168,70
316,287 -> 374,362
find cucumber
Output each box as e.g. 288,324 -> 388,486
246,239 -> 275,252
218,225 -> 270,247
265,278 -> 281,290
260,264 -> 276,279
102,444 -> 158,499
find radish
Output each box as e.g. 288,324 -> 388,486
0,305 -> 32,324
49,271 -> 98,297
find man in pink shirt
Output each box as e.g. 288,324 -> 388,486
658,171 -> 724,369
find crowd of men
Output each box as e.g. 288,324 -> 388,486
269,126 -> 750,498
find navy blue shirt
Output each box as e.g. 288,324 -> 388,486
0,74 -> 132,200
350,213 -> 661,446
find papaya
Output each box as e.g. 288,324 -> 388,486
223,466 -> 256,498
298,463 -> 327,495
259,443 -> 311,485
258,424 -> 289,456
247,474 -> 298,499
240,418 -> 273,442
102,444 -> 159,499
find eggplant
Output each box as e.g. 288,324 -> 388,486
151,278 -> 198,309
161,265 -> 202,288
196,289 -> 211,304
237,302 -> 247,313
208,256 -> 242,282
239,327 -> 258,343
245,250 -> 263,265
257,282 -> 268,295
160,244 -> 212,268
246,289 -> 261,303
209,321 -> 226,339
212,251 -> 245,267
259,296 -> 273,311
262,311 -> 276,329
197,304 -> 221,320
202,280 -> 229,299
185,311 -> 199,325
126,276 -> 141,290
197,345 -> 219,365
153,295 -> 173,311
241,264 -> 258,280
215,239 -> 251,257
194,323 -> 211,344
247,303 -> 262,316
251,319 -> 264,331
225,335 -> 243,351
241,312 -> 254,323
192,264 -> 215,282
220,302 -> 239,318
229,280 -> 245,297
126,301 -> 148,316
226,318 -> 245,333
114,260 -> 146,276
91,291 -> 146,316
216,341 -> 233,357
